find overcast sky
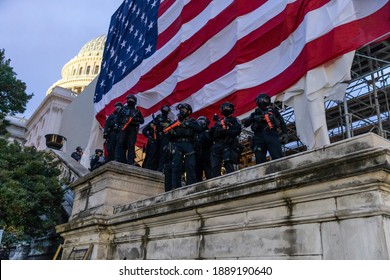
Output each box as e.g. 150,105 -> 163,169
0,0 -> 123,118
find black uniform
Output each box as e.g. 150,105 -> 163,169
115,95 -> 144,164
209,115 -> 241,177
194,117 -> 212,181
142,109 -> 172,171
165,103 -> 201,190
242,94 -> 287,164
71,147 -> 83,162
90,149 -> 105,171
103,103 -> 122,162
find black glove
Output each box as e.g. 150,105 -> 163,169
253,114 -> 263,122
280,133 -> 288,144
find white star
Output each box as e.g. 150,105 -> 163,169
120,40 -> 127,48
141,13 -> 145,21
132,5 -> 137,13
133,55 -> 138,63
122,65 -> 127,74
108,71 -> 113,78
138,34 -> 143,43
114,56 -> 118,63
137,9 -> 140,17
125,21 -> 129,28
110,26 -> 114,32
130,25 -> 134,33
126,46 -> 132,54
145,44 -> 152,54
100,80 -> 105,88
134,29 -> 139,38
110,50 -> 115,59
148,21 -> 154,30
152,0 -> 157,8
130,50 -> 135,57
118,60 -> 123,68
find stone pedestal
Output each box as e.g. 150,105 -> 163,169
57,133 -> 390,259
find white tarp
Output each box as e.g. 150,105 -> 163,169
274,51 -> 355,148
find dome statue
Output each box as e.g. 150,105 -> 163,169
47,35 -> 107,95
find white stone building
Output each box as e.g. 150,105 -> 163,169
3,115 -> 27,144
24,35 -> 106,153
46,35 -> 106,95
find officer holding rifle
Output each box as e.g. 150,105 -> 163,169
115,94 -> 144,164
242,93 -> 288,164
163,103 -> 202,190
209,102 -> 242,177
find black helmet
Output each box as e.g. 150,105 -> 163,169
76,146 -> 82,152
176,103 -> 192,120
161,105 -> 171,115
126,94 -> 137,105
197,116 -> 210,129
114,102 -> 123,107
255,93 -> 271,109
95,149 -> 103,154
220,102 -> 234,117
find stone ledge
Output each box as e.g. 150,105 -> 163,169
57,133 -> 390,259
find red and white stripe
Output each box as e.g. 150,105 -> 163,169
95,0 -> 390,145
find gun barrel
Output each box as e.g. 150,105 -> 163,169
221,119 -> 227,130
163,120 -> 181,133
122,117 -> 133,130
264,114 -> 273,129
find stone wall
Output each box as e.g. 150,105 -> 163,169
56,133 -> 390,259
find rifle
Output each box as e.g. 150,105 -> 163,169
122,110 -> 140,130
152,114 -> 157,140
264,113 -> 273,129
254,108 -> 274,129
213,114 -> 227,129
163,120 -> 181,133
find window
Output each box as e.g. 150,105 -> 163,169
78,67 -> 83,75
86,66 -> 91,75
94,65 -> 99,74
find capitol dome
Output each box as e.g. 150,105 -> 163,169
47,35 -> 107,95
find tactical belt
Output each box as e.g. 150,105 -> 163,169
175,137 -> 194,143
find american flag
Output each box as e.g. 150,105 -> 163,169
95,0 -> 390,146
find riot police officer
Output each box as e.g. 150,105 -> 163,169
164,103 -> 201,190
90,149 -> 105,171
209,102 -> 242,177
103,102 -> 122,162
194,116 -> 212,181
115,94 -> 144,164
71,146 -> 83,162
242,93 -> 288,164
142,105 -> 172,171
